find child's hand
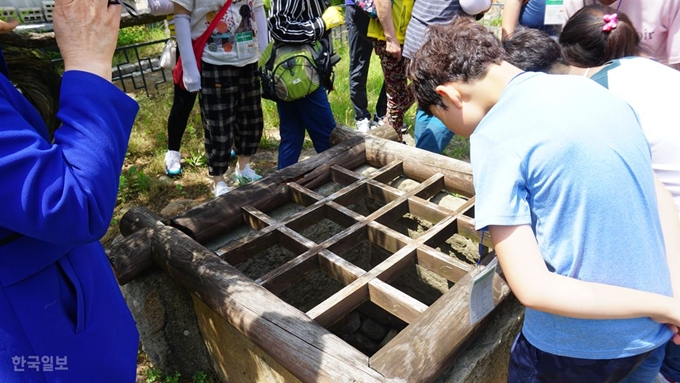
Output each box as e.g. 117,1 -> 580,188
669,325 -> 680,345
651,300 -> 680,342
0,19 -> 19,34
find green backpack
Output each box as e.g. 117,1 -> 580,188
259,38 -> 339,102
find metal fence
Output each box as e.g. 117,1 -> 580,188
110,39 -> 169,97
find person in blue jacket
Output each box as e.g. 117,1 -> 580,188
0,0 -> 139,381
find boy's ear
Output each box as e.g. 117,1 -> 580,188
435,84 -> 463,110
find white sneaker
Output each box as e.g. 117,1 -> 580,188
234,163 -> 262,185
356,118 -> 371,133
655,373 -> 673,383
164,150 -> 182,176
373,115 -> 387,126
213,181 -> 231,197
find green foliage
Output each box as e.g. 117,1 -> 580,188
192,371 -> 212,383
118,165 -> 152,204
163,372 -> 181,383
185,151 -> 207,168
442,135 -> 471,162
117,24 -> 166,47
113,24 -> 168,66
144,368 -> 162,383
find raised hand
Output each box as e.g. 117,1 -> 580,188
53,0 -> 122,81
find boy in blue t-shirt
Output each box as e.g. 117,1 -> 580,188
408,16 -> 680,381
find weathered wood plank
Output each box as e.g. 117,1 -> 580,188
256,250 -> 320,295
369,263 -> 511,383
366,221 -> 410,254
458,215 -> 494,248
368,279 -> 428,325
416,197 -> 476,249
415,247 -> 474,284
307,246 -> 417,328
219,229 -> 280,265
407,198 -> 451,226
317,249 -> 365,285
330,123 -> 399,143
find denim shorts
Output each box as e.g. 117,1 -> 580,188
508,332 -> 654,383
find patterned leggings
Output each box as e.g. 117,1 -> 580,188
373,39 -> 414,142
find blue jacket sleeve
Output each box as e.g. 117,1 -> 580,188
0,71 -> 138,245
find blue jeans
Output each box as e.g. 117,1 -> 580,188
661,342 -> 680,382
414,109 -> 454,154
276,87 -> 336,169
509,332 -> 657,383
623,344 -> 666,383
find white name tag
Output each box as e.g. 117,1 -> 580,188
544,0 -> 565,25
469,257 -> 498,326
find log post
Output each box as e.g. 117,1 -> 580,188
106,206 -> 164,284
106,227 -> 154,285
120,205 -> 165,236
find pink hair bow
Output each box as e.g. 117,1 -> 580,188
602,13 -> 618,32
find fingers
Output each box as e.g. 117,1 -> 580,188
53,0 -> 121,80
0,19 -> 19,34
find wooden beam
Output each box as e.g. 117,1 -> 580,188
256,250 -> 319,295
307,246 -> 417,328
369,264 -> 511,383
218,230 -> 279,265
331,123 -> 399,143
458,215 -> 494,249
415,247 -> 474,284
368,279 -> 428,325
318,249 -> 365,286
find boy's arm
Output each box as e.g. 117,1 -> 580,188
490,224 -> 680,323
655,174 -> 680,298
374,0 -> 400,58
500,0 -> 521,38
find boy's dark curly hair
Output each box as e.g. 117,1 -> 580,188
408,16 -> 503,115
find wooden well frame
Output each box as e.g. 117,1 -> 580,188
110,126 -> 511,383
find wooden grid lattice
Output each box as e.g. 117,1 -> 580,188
110,129 -> 510,383
214,159 -> 481,347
